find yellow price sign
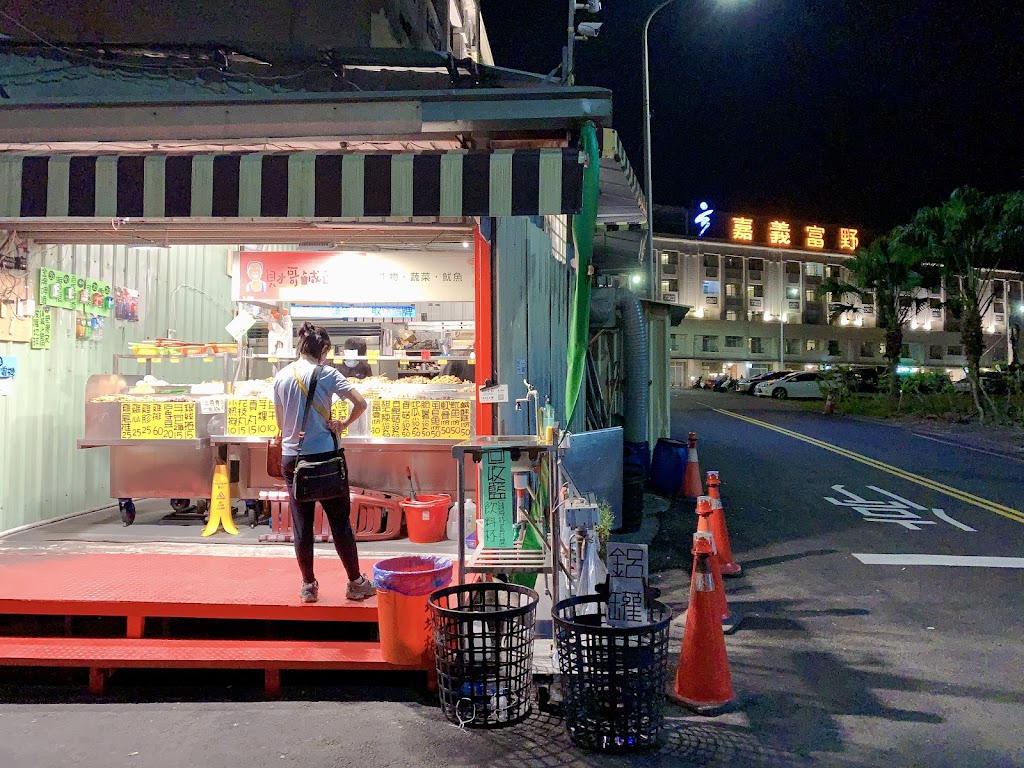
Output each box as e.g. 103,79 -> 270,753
226,398 -> 277,437
369,399 -> 471,440
368,349 -> 380,363
120,402 -> 197,440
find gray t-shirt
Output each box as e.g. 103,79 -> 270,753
273,359 -> 355,457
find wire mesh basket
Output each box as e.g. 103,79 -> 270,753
553,595 -> 672,751
429,583 -> 539,728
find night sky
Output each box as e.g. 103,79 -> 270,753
482,0 -> 1024,234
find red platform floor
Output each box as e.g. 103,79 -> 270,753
0,550 -> 458,694
0,551 -> 390,628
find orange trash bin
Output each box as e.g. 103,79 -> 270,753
373,556 -> 453,666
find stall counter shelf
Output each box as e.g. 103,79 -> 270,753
79,367 -> 481,508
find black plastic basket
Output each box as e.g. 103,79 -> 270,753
429,582 -> 539,728
553,595 -> 672,751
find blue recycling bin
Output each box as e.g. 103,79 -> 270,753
648,438 -> 687,497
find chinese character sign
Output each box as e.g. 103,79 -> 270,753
839,228 -> 860,252
226,398 -> 278,437
38,268 -> 112,315
120,402 -> 197,440
805,225 -> 826,249
31,309 -> 51,349
481,450 -> 515,549
369,399 -> 470,440
236,251 -> 473,303
607,542 -> 649,627
731,217 -> 754,242
769,221 -> 792,246
0,356 -> 16,378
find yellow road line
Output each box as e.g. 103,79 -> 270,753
712,408 -> 1024,525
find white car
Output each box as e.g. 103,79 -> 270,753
755,371 -> 824,399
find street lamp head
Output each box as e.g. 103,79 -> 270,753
575,21 -> 603,39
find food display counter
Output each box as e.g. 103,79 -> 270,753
79,360 -> 479,519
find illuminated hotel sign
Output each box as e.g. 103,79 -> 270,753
726,217 -> 859,252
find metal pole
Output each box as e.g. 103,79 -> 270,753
566,0 -> 576,84
779,257 -> 785,369
643,1 -> 679,300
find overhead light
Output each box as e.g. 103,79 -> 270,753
462,241 -> 471,249
763,312 -> 771,322
988,323 -> 997,334
631,273 -> 643,285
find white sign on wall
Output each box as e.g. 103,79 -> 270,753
234,251 -> 475,304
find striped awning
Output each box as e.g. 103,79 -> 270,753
0,149 -> 583,220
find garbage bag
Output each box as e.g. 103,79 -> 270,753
373,555 -> 453,596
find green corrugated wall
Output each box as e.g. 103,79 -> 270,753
0,243 -> 233,532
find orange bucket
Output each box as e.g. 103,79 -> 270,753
373,556 -> 453,666
402,494 -> 451,544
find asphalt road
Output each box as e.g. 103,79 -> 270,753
0,390 -> 1021,768
649,388 -> 1023,767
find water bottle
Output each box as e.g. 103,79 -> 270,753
447,498 -> 476,541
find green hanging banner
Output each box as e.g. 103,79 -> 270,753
564,121 -> 601,428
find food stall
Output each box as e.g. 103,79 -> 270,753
78,247 -> 482,531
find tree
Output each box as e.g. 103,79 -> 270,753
817,233 -> 929,400
903,188 -> 1024,418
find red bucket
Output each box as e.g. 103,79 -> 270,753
401,494 -> 451,544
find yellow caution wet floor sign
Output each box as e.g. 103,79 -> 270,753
202,460 -> 239,537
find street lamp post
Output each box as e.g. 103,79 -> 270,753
642,0 -> 681,300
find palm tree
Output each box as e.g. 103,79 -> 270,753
902,188 -> 1024,418
817,234 -> 929,400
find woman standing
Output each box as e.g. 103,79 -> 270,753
273,323 -> 376,603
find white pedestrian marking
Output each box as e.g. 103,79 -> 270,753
824,485 -> 975,532
854,554 -> 1024,568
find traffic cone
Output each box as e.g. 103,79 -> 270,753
706,471 -> 742,577
673,533 -> 734,712
694,499 -> 731,625
682,432 -> 703,497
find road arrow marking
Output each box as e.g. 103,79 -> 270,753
854,554 -> 1024,568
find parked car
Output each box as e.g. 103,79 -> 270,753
755,371 -> 824,399
737,370 -> 793,394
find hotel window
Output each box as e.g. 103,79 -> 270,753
660,250 -> 679,267
747,284 -> 764,299
994,301 -> 1005,314
725,336 -> 743,349
703,254 -> 719,278
805,263 -> 824,278
827,340 -> 841,356
786,286 -> 800,299
701,335 -> 719,353
784,338 -> 801,355
748,258 -> 764,272
947,345 -> 963,356
725,310 -> 739,321
806,339 -> 819,352
749,337 -> 765,354
703,280 -> 720,295
749,311 -> 763,322
929,345 -> 944,360
805,289 -> 818,302
786,261 -> 801,282
725,283 -> 739,297
859,343 -> 875,358
878,343 -> 886,356
661,279 -> 678,293
825,265 -> 843,280
901,343 -> 911,358
862,292 -> 874,306
671,334 -> 681,353
992,282 -> 1005,299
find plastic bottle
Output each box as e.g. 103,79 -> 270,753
447,498 -> 476,541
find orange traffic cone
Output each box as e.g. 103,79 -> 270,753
706,471 -> 742,577
694,499 -> 731,625
682,432 -> 703,497
673,533 -> 735,712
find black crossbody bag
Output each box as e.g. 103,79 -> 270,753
293,366 -> 348,502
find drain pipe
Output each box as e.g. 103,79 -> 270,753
591,286 -> 649,533
590,287 -> 649,444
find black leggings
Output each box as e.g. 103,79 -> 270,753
282,451 -> 360,584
